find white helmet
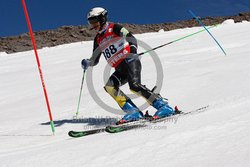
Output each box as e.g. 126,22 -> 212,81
87,7 -> 108,26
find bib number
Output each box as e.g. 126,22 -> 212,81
103,44 -> 117,60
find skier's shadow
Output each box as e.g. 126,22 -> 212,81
41,117 -> 118,127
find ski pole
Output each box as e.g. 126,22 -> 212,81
188,10 -> 226,55
76,69 -> 87,117
138,24 -> 218,56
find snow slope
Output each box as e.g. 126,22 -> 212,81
1,20 -> 250,167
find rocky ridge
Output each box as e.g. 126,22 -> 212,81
0,12 -> 249,54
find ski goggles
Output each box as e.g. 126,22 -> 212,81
88,17 -> 99,25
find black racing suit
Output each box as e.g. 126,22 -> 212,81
89,23 -> 160,109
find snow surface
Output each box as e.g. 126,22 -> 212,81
1,20 -> 250,167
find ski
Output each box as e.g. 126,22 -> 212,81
104,114 -> 177,133
105,105 -> 209,133
68,127 -> 106,138
68,105 -> 209,137
105,119 -> 148,133
68,119 -> 147,137
150,105 -> 209,123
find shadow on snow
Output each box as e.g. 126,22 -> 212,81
41,117 -> 118,127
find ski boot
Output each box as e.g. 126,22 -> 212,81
116,100 -> 143,125
152,98 -> 175,119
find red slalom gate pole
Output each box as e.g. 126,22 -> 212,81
21,0 -> 55,134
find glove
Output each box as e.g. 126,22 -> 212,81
81,59 -> 90,70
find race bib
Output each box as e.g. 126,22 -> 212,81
102,38 -> 130,67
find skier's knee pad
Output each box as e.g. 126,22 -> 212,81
104,85 -> 127,107
130,83 -> 160,105
104,85 -> 115,96
129,82 -> 141,93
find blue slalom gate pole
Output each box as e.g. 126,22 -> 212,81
189,10 -> 227,55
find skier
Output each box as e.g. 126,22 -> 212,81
81,7 -> 176,124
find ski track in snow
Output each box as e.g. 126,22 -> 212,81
0,20 -> 250,167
